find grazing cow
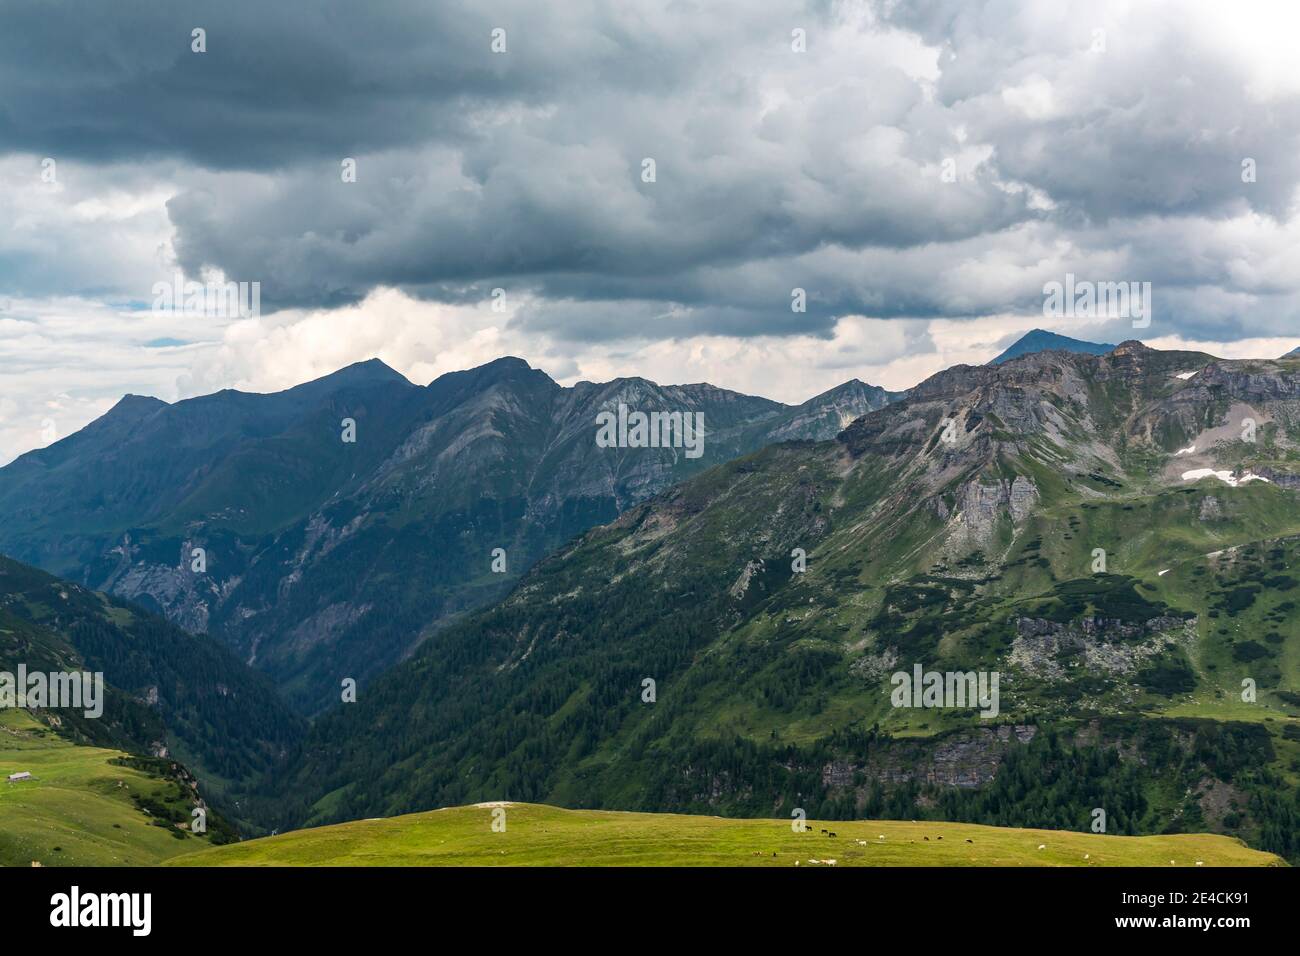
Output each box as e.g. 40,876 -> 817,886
936,836 -> 943,840
828,832 -> 836,837
923,836 -> 929,841
820,829 -> 827,834
965,839 -> 973,844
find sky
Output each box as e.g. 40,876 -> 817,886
3,0 -> 1300,463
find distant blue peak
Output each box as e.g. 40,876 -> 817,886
989,329 -> 1116,365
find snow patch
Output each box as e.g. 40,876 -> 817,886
1181,469 -> 1271,487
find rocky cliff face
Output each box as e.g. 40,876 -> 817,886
1010,615 -> 1197,681
822,724 -> 1040,791
947,476 -> 1040,550
1133,357 -> 1300,453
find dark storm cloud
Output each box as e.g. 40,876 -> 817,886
4,0 -> 1300,342
0,0 -> 592,167
163,112 -> 1033,327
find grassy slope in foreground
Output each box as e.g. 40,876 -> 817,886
0,710 -> 216,867
168,802 -> 1283,867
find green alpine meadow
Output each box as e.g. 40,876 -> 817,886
164,802 -> 1282,868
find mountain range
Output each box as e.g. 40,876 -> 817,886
2,334 -> 1299,863
264,341 -> 1300,861
0,358 -> 899,713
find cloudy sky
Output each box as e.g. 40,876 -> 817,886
3,0 -> 1300,463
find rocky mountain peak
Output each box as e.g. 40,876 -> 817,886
1109,339 -> 1152,356
307,357 -> 413,388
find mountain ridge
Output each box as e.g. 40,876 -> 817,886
0,357 -> 901,713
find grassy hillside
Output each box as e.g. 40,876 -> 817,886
0,710 -> 229,866
168,802 -> 1282,867
0,554 -> 305,825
